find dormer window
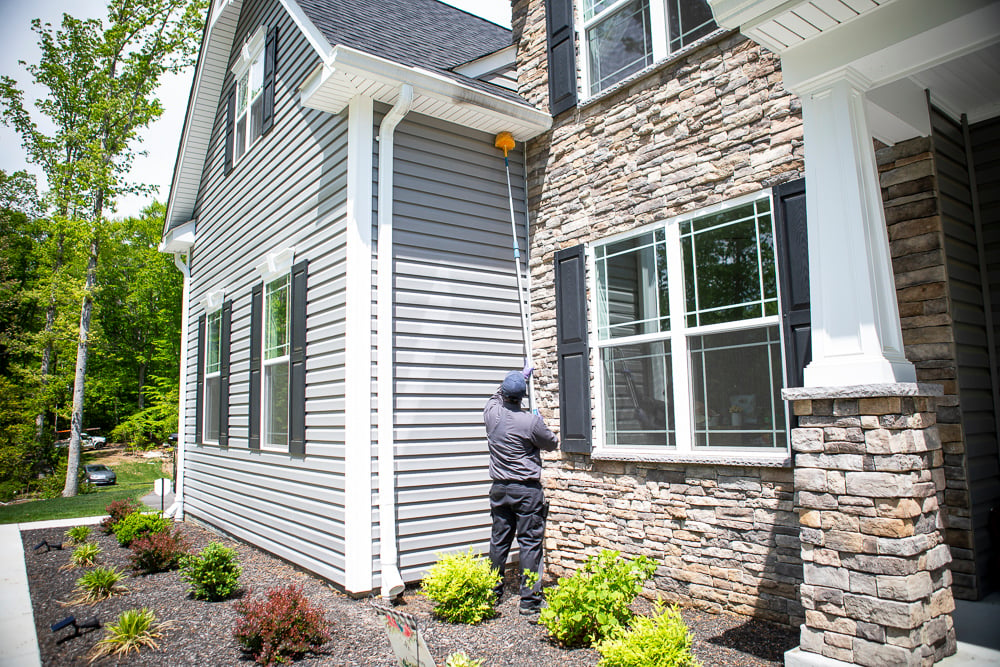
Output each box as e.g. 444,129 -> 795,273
232,27 -> 266,161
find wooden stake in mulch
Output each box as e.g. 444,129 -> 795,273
371,601 -> 434,667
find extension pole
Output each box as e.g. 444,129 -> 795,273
495,131 -> 534,410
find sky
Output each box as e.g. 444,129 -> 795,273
0,0 -> 512,218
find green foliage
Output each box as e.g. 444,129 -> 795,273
0,484 -> 146,524
89,608 -> 166,661
180,542 -> 241,601
112,511 -> 170,547
596,602 -> 701,667
101,496 -> 142,533
66,524 -> 91,544
40,461 -> 94,499
539,550 -> 657,648
71,565 -> 126,603
446,651 -> 485,667
234,585 -> 331,666
129,527 -> 188,574
420,549 -> 499,624
68,542 -> 102,568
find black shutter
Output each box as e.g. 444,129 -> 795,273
545,0 -> 577,116
249,284 -> 262,450
554,245 -> 592,453
773,178 -> 811,390
224,88 -> 235,176
289,260 -> 308,456
219,300 -> 232,448
195,314 -> 205,445
261,26 -> 277,136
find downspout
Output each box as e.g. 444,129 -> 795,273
377,83 -> 413,599
168,251 -> 191,520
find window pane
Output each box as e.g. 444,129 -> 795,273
588,0 -> 653,95
681,199 -> 777,327
596,231 -> 668,339
204,376 -> 220,442
238,73 -> 249,115
689,326 -> 785,449
250,95 -> 264,143
582,0 -> 619,20
667,0 -> 717,52
235,116 -> 247,161
206,310 -> 221,374
264,361 -> 289,448
264,275 -> 290,360
601,340 -> 674,447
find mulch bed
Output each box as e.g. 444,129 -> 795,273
23,520 -> 796,666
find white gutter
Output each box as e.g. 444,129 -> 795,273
376,83 -> 414,600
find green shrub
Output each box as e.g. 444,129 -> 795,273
233,585 -> 331,666
129,527 -> 188,574
89,608 -> 168,661
420,548 -> 499,624
113,512 -> 170,547
446,651 -> 485,667
180,542 -> 241,601
0,479 -> 22,502
67,542 -> 102,568
596,602 -> 701,667
101,497 -> 142,534
539,549 -> 657,648
66,525 -> 91,544
39,462 -> 94,499
69,566 -> 126,604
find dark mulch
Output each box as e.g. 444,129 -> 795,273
23,521 -> 796,666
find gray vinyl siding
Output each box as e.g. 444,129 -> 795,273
182,0 -> 352,586
932,105 -> 1000,597
387,113 -> 529,579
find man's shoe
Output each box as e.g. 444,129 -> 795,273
518,605 -> 540,616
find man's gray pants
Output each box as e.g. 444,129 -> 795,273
488,480 -> 545,609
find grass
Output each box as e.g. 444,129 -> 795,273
0,453 -> 170,525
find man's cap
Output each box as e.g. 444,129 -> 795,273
500,370 -> 526,399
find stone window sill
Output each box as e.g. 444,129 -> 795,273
589,449 -> 791,468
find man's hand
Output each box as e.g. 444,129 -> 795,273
522,359 -> 534,379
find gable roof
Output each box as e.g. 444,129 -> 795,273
162,0 -> 550,237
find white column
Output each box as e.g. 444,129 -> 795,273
797,68 -> 916,387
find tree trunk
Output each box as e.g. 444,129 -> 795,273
62,234 -> 98,497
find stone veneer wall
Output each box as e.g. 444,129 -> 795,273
511,0 -> 806,624
876,138 -> 976,599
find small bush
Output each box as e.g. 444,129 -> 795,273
420,548 -> 499,625
233,585 -> 331,666
67,542 -> 102,569
129,528 -> 189,574
113,512 -> 171,547
40,462 -> 93,499
446,651 -> 484,667
539,550 -> 657,648
69,566 -> 126,604
89,608 -> 170,661
101,498 -> 141,534
180,542 -> 241,601
596,602 -> 701,667
66,525 -> 92,544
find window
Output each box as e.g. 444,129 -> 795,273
582,0 -> 716,96
232,27 -> 266,162
203,308 -> 222,443
594,194 -> 786,454
262,273 -> 290,449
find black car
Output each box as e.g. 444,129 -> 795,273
84,464 -> 116,485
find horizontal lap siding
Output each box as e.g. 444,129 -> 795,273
389,114 -> 528,577
183,0 -> 351,588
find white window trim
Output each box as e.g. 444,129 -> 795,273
588,190 -> 791,463
202,293 -> 225,445
577,0 -> 725,105
230,25 -> 266,161
260,270 -> 291,452
255,246 -> 294,283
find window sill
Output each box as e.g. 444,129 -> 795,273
577,28 -> 738,111
589,449 -> 791,468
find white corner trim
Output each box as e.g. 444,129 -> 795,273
255,247 -> 295,283
343,94 -> 375,594
202,288 -> 226,313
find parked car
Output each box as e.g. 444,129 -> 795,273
84,464 -> 116,485
81,433 -> 107,449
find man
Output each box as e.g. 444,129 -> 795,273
485,367 -> 558,615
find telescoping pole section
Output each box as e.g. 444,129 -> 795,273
494,131 -> 534,409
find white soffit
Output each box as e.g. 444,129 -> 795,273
299,45 -> 551,142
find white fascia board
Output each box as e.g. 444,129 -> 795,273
707,0 -> 804,31
158,219 -> 197,253
453,45 -> 516,80
300,45 -> 551,141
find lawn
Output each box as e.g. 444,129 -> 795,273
0,452 -> 170,525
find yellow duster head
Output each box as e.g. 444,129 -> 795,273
494,131 -> 515,157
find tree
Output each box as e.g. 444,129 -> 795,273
1,0 -> 205,496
